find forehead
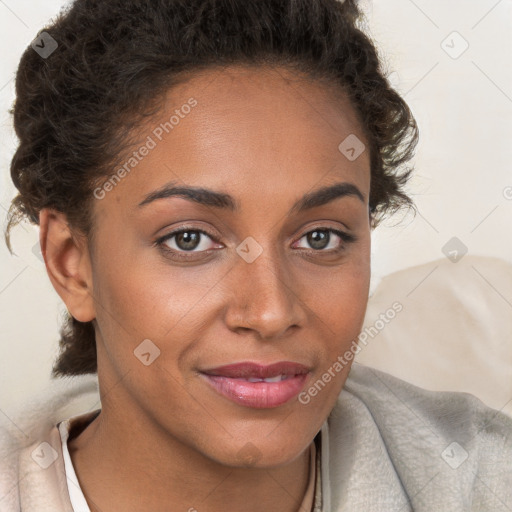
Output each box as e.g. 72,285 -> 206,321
97,64 -> 371,212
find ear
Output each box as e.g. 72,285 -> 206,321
39,208 -> 96,323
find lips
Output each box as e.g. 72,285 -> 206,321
200,361 -> 311,408
202,361 -> 310,379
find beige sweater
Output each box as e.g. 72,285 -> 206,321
1,363 -> 512,511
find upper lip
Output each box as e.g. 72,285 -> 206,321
201,361 -> 310,379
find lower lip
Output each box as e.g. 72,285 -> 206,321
200,373 -> 309,409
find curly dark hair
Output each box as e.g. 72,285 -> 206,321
5,0 -> 418,377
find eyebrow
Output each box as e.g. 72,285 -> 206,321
138,180 -> 365,214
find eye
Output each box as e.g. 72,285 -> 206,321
156,227 -> 220,256
293,228 -> 356,253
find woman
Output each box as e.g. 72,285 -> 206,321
2,0 -> 511,510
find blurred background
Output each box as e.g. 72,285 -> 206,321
1,0 -> 511,414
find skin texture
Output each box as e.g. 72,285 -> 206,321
40,65 -> 372,512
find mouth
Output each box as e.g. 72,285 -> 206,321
199,361 -> 311,409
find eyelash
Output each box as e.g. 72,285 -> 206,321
154,225 -> 357,260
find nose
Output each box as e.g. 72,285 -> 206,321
223,244 -> 307,340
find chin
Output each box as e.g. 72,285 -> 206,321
204,432 -> 312,469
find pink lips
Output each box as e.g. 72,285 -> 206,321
200,361 -> 310,409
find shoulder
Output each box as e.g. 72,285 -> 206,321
340,363 -> 512,440
0,375 -> 100,511
325,363 -> 512,510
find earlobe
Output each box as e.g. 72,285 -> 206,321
39,208 -> 96,323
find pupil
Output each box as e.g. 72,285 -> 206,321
308,230 -> 329,250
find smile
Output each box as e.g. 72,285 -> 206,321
199,361 -> 311,408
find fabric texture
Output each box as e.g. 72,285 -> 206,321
1,363 -> 511,511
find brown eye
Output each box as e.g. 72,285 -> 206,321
174,231 -> 202,251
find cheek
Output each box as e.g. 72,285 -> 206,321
328,261 -> 370,340
302,237 -> 371,341
92,256 -> 210,357
300,238 -> 371,396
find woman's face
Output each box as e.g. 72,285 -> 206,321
87,65 -> 371,467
